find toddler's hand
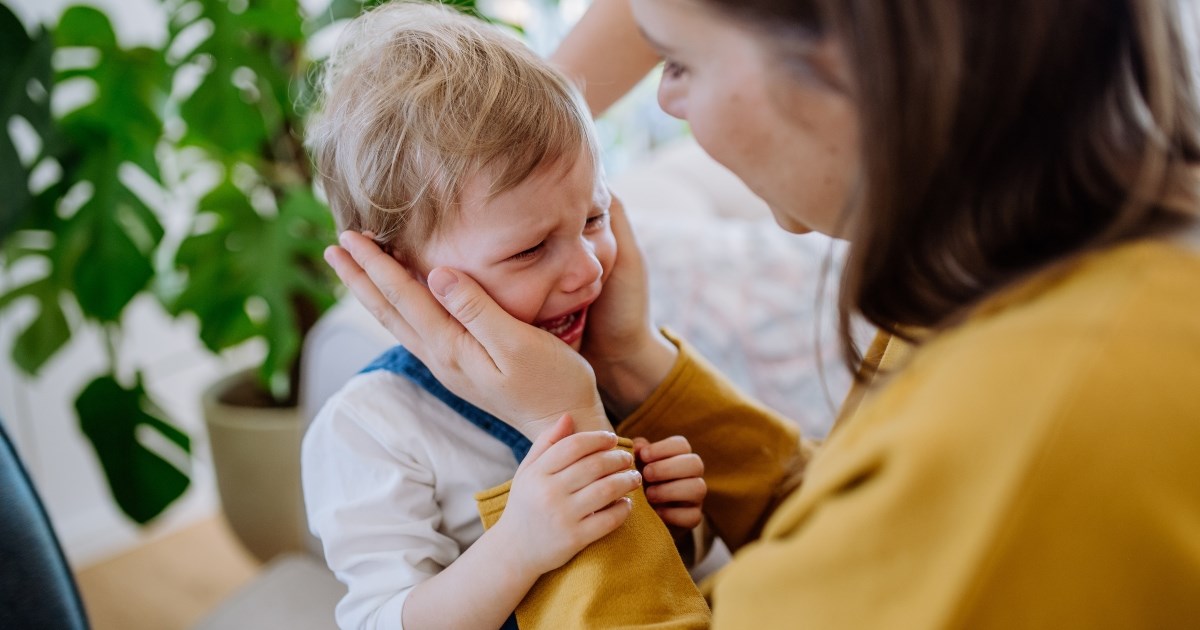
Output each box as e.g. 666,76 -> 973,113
495,415 -> 642,578
634,436 -> 705,531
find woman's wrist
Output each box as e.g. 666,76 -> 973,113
594,329 -> 679,418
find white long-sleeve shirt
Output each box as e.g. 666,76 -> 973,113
302,370 -> 520,630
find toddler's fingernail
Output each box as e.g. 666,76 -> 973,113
428,268 -> 458,297
629,470 -> 642,485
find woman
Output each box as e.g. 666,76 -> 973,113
326,0 -> 1200,626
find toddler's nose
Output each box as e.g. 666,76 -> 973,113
561,241 -> 603,295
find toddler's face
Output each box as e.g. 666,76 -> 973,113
420,151 -> 616,351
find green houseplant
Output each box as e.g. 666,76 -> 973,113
0,0 -> 483,537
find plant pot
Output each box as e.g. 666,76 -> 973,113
203,369 -> 308,562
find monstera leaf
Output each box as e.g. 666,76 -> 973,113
170,181 -> 335,401
76,375 -> 191,524
49,6 -> 169,323
1,6 -> 169,376
0,6 -> 183,522
0,0 -> 481,526
0,5 -> 53,241
170,0 -> 304,164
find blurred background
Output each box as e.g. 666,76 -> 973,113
9,1 -> 1191,627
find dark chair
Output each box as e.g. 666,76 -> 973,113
0,421 -> 90,629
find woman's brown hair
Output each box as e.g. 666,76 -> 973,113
704,0 -> 1200,375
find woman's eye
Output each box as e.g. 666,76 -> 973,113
663,60 -> 688,79
509,243 -> 542,262
584,212 -> 609,232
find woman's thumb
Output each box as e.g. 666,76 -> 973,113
428,267 -> 521,355
520,414 -> 575,468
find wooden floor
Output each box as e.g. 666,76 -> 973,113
75,516 -> 262,630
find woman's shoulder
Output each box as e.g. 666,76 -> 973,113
973,238 -> 1200,334
820,240 -> 1200,531
864,237 -> 1200,457
838,237 -> 1200,444
925,237 -> 1200,374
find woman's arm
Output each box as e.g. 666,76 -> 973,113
550,0 -> 661,116
620,332 -> 812,553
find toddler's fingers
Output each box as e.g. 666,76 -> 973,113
559,448 -> 636,494
572,469 -> 642,515
631,437 -> 650,457
535,430 -> 620,475
639,435 -> 692,463
655,505 -> 703,530
577,497 -> 634,546
645,477 -> 706,505
643,453 -> 704,483
518,414 -> 575,473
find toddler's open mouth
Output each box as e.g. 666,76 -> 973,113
535,307 -> 588,346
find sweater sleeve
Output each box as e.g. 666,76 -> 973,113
475,438 -> 711,630
618,330 -> 815,552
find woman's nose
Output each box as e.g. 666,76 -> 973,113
560,241 -> 603,294
658,79 -> 686,120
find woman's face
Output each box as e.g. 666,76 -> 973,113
630,0 -> 859,237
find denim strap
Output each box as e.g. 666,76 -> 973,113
361,346 -> 533,463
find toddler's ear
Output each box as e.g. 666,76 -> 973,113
363,230 -> 427,286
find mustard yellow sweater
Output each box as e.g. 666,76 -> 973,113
484,239 -> 1200,628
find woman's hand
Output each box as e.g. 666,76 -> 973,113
493,415 -> 640,577
325,232 -> 609,438
581,196 -> 679,417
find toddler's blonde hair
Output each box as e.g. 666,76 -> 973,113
307,1 -> 601,265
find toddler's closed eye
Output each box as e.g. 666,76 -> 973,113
506,241 -> 544,260
509,243 -> 543,262
585,212 -> 609,231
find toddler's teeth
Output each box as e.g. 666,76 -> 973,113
537,311 -> 579,338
